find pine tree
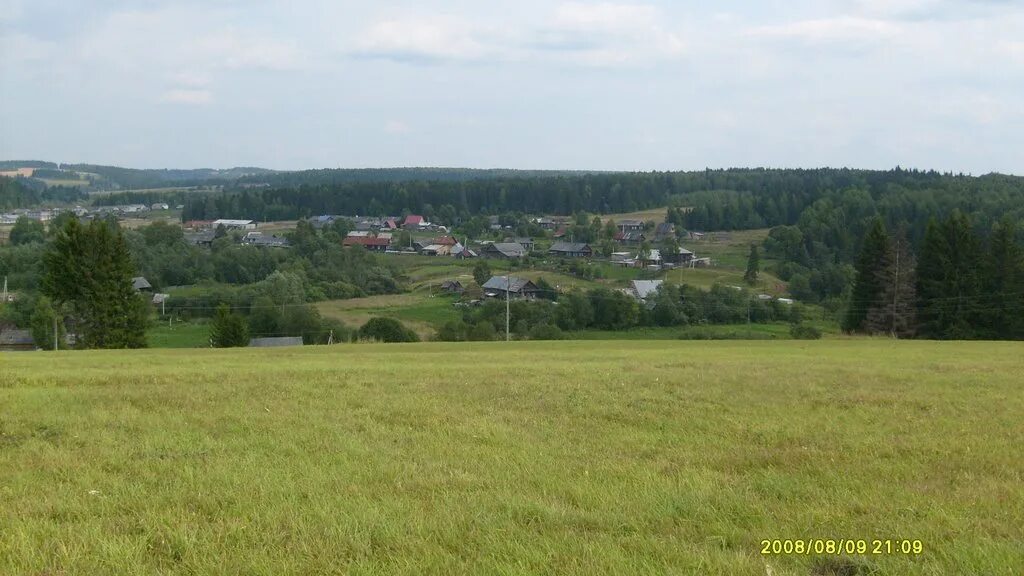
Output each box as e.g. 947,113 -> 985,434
865,230 -> 917,338
743,244 -> 760,285
916,212 -> 983,339
210,304 -> 250,347
981,218 -> 1023,339
915,218 -> 949,338
42,218 -> 148,349
843,218 -> 891,332
940,211 -> 982,339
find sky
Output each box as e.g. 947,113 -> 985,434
1,0 -> 1022,173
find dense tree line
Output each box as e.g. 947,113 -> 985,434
63,164 -> 272,191
842,214 -> 1024,339
1,176 -> 86,210
237,167 -> 603,186
437,283 -> 807,341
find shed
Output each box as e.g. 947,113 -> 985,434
481,276 -> 541,299
549,241 -> 593,258
440,280 -> 465,294
249,337 -> 304,347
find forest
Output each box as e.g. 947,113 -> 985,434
0,176 -> 86,210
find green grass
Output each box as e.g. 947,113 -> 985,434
568,322 -> 830,340
316,293 -> 461,338
1,341 -> 1022,575
146,320 -> 210,348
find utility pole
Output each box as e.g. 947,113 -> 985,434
505,272 -> 511,342
53,314 -> 58,351
2,275 -> 7,303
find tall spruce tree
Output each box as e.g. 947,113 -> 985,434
843,218 -> 890,332
981,218 -> 1023,339
210,304 -> 250,347
743,244 -> 760,285
916,218 -> 949,338
42,218 -> 148,348
916,211 -> 983,339
865,230 -> 917,338
940,211 -> 982,339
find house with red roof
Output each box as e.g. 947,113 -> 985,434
402,215 -> 425,229
342,236 -> 391,252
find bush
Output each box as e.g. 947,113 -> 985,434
437,319 -> 468,342
210,304 -> 249,347
528,322 -> 564,340
358,317 -> 419,343
790,324 -> 822,340
468,321 -> 497,341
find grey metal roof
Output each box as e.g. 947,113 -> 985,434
132,277 -> 152,291
486,242 -> 526,257
549,241 -> 590,253
631,280 -> 664,299
482,276 -> 534,292
0,329 -> 33,346
249,337 -> 304,347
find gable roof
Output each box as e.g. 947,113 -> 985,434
343,236 -> 390,247
132,277 -> 152,291
615,231 -> 646,241
484,242 -> 526,257
482,275 -> 537,293
631,280 -> 663,299
549,241 -> 591,253
403,214 -> 424,225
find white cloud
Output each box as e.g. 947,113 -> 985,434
384,120 -> 409,134
350,3 -> 685,67
1004,40 -> 1024,64
751,16 -> 901,43
553,2 -> 659,31
190,30 -> 308,71
160,89 -> 213,105
353,16 -> 494,62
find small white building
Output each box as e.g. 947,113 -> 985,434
213,219 -> 257,230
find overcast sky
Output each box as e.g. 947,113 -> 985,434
1,1 -> 1022,173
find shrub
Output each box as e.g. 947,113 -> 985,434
790,324 -> 822,340
528,322 -> 564,340
358,317 -> 419,343
468,321 -> 497,341
437,320 -> 468,342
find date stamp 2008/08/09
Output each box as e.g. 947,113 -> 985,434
760,539 -> 924,556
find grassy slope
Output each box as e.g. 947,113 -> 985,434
2,341 -> 1023,575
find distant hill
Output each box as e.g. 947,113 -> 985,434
0,161 -> 614,197
61,164 -> 277,190
237,167 -> 614,187
0,160 -> 58,170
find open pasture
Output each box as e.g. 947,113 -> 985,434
1,341 -> 1022,574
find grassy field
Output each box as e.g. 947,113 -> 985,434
600,207 -> 669,224
147,320 -> 210,348
316,293 -> 461,339
2,341 -> 1022,575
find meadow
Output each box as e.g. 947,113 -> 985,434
2,340 -> 1022,575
